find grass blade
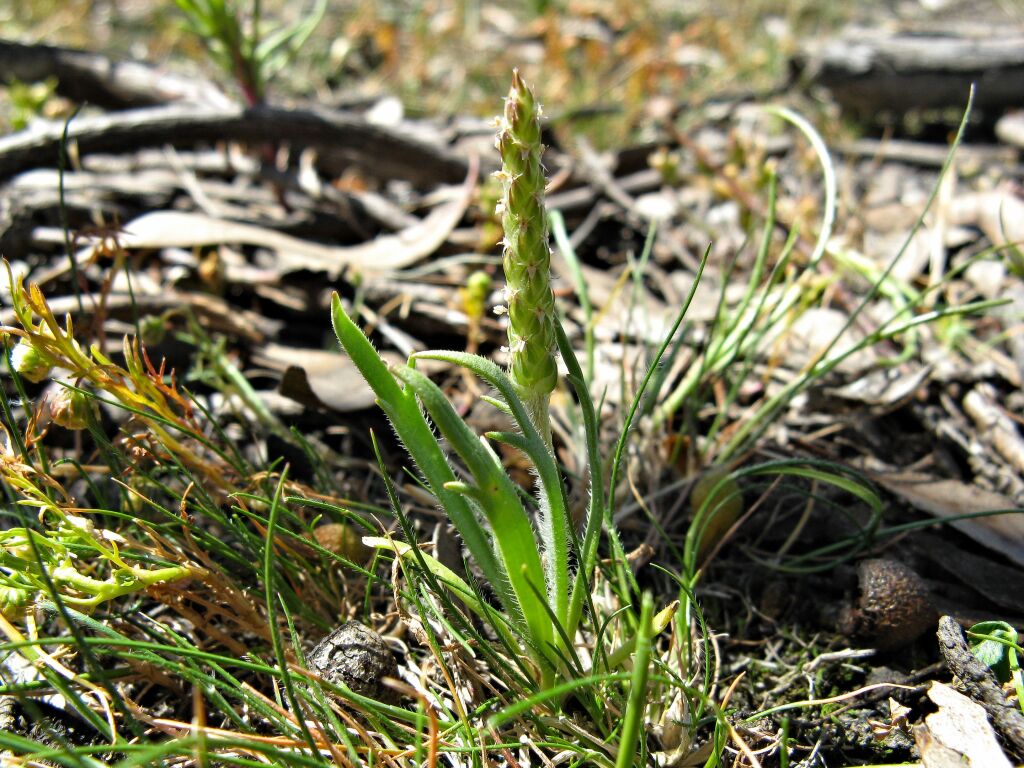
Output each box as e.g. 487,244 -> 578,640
615,592 -> 655,768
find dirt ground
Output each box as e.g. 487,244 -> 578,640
1,2 -> 1024,766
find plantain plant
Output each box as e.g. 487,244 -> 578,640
332,71 -> 615,689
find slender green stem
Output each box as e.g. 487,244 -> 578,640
615,592 -> 654,768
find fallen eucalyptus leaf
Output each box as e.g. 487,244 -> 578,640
39,159 -> 476,279
867,469 -> 1024,568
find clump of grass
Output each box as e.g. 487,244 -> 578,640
0,264 -> 404,765
623,96 -> 1006,582
174,0 -> 326,105
2,62 -> 1012,768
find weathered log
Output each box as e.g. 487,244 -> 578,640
0,39 -> 231,110
796,26 -> 1024,114
0,104 -> 470,186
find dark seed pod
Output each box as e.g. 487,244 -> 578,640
844,558 -> 937,651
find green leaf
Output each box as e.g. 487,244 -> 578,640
969,621 -> 1018,683
391,364 -> 553,659
254,0 -> 327,79
411,350 -> 571,633
329,295 -> 512,623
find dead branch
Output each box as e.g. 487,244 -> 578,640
0,39 -> 232,110
796,27 -> 1024,114
0,104 -> 470,186
936,615 -> 1024,754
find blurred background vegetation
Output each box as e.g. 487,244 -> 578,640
0,0 -> 861,144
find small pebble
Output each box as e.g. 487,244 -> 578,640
307,621 -> 397,701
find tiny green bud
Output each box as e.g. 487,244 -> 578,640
10,337 -> 53,383
461,271 -> 492,321
49,384 -> 99,430
0,584 -> 32,619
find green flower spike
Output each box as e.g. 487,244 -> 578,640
496,70 -> 558,441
